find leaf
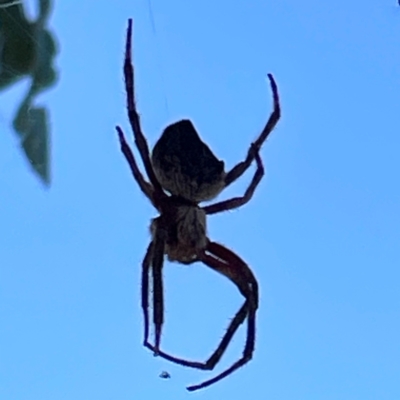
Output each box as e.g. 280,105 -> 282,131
14,103 -> 50,185
0,0 -> 57,186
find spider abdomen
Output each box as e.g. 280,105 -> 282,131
152,119 -> 226,202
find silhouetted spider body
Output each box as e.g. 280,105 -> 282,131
116,19 -> 281,391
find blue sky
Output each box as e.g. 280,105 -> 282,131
1,0 -> 400,399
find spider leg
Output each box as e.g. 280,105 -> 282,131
141,234 -> 167,353
203,146 -> 264,215
224,74 -> 280,187
150,231 -> 166,351
188,301 -> 255,392
141,241 -> 153,345
145,294 -> 248,370
122,18 -> 163,193
187,241 -> 258,391
116,127 -> 156,205
144,241 -> 258,392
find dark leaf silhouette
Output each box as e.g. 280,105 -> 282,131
0,0 -> 57,185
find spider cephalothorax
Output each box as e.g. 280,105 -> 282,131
116,19 -> 281,391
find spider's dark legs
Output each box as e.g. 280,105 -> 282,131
145,297 -> 249,371
141,234 -> 166,353
141,241 -> 153,345
187,241 -> 258,391
203,147 -> 264,215
150,232 -> 166,351
144,241 -> 258,392
188,301 -> 256,391
123,19 -> 163,194
224,74 -> 280,187
116,127 -> 156,205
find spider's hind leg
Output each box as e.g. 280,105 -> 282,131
224,73 -> 280,187
116,126 -> 155,205
203,146 -> 264,215
122,18 -> 163,193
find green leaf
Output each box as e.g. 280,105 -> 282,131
0,0 -> 57,186
14,103 -> 50,185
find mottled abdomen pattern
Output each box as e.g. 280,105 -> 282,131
151,120 -> 226,202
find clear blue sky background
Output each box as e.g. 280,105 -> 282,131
1,0 -> 400,399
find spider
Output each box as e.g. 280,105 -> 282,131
116,19 -> 280,391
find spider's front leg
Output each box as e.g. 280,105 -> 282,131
141,241 -> 153,344
188,241 -> 259,391
141,228 -> 167,352
144,241 -> 258,392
